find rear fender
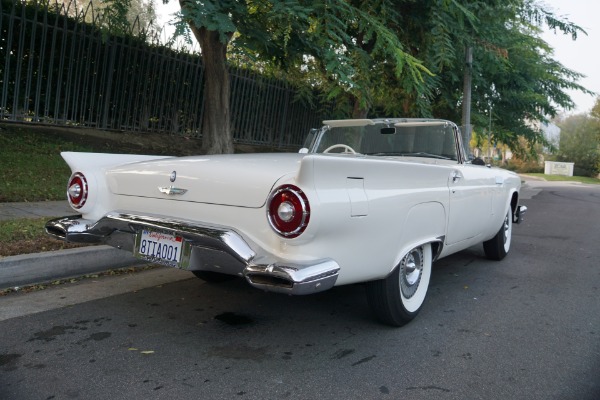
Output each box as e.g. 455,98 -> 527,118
388,201 -> 446,277
61,152 -> 171,219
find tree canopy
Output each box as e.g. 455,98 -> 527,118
342,0 -> 594,153
553,97 -> 600,177
174,0 -> 433,153
165,0 -> 594,154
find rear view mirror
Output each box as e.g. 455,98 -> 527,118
380,127 -> 396,135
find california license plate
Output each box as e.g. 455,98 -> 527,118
134,229 -> 183,268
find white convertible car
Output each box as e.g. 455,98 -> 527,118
46,118 -> 526,326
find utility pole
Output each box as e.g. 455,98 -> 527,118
488,103 -> 492,160
461,47 -> 473,157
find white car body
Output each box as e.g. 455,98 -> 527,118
47,118 -> 526,325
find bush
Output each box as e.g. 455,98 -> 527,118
573,166 -> 596,178
505,158 -> 544,174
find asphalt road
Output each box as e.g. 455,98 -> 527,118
1,180 -> 599,400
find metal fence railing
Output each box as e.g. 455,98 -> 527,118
0,0 -> 331,148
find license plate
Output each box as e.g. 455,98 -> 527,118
134,229 -> 183,268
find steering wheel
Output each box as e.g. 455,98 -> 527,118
323,144 -> 357,154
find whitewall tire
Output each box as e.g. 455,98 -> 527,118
483,208 -> 512,261
366,243 -> 432,326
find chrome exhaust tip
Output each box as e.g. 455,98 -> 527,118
246,274 -> 294,289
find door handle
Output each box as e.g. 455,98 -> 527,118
451,171 -> 462,183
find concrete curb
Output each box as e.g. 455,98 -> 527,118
0,246 -> 144,289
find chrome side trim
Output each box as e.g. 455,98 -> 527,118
45,212 -> 339,295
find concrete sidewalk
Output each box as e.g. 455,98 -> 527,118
0,201 -> 143,290
0,200 -> 74,221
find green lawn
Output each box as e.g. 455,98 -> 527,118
523,173 -> 600,185
0,125 -> 94,202
0,217 -> 47,242
0,216 -> 87,256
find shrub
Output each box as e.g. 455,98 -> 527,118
505,158 -> 544,174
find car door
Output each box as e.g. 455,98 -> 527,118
445,164 -> 496,245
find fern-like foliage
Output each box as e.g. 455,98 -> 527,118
167,0 -> 593,155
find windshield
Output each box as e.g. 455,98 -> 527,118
313,120 -> 459,161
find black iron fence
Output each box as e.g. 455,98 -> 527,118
0,0 -> 331,148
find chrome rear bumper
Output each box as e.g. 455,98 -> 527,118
45,212 -> 339,295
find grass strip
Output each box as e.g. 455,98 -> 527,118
0,217 -> 87,257
0,125 -> 94,202
523,173 -> 600,185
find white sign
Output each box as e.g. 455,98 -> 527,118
544,161 -> 574,177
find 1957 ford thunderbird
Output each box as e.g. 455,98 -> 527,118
46,118 -> 527,326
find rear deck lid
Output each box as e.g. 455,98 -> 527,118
106,153 -> 304,208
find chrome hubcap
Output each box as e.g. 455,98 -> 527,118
503,211 -> 512,252
400,247 -> 423,299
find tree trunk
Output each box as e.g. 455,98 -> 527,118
189,26 -> 234,154
351,94 -> 369,119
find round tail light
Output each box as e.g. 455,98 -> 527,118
67,172 -> 88,209
267,185 -> 310,238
